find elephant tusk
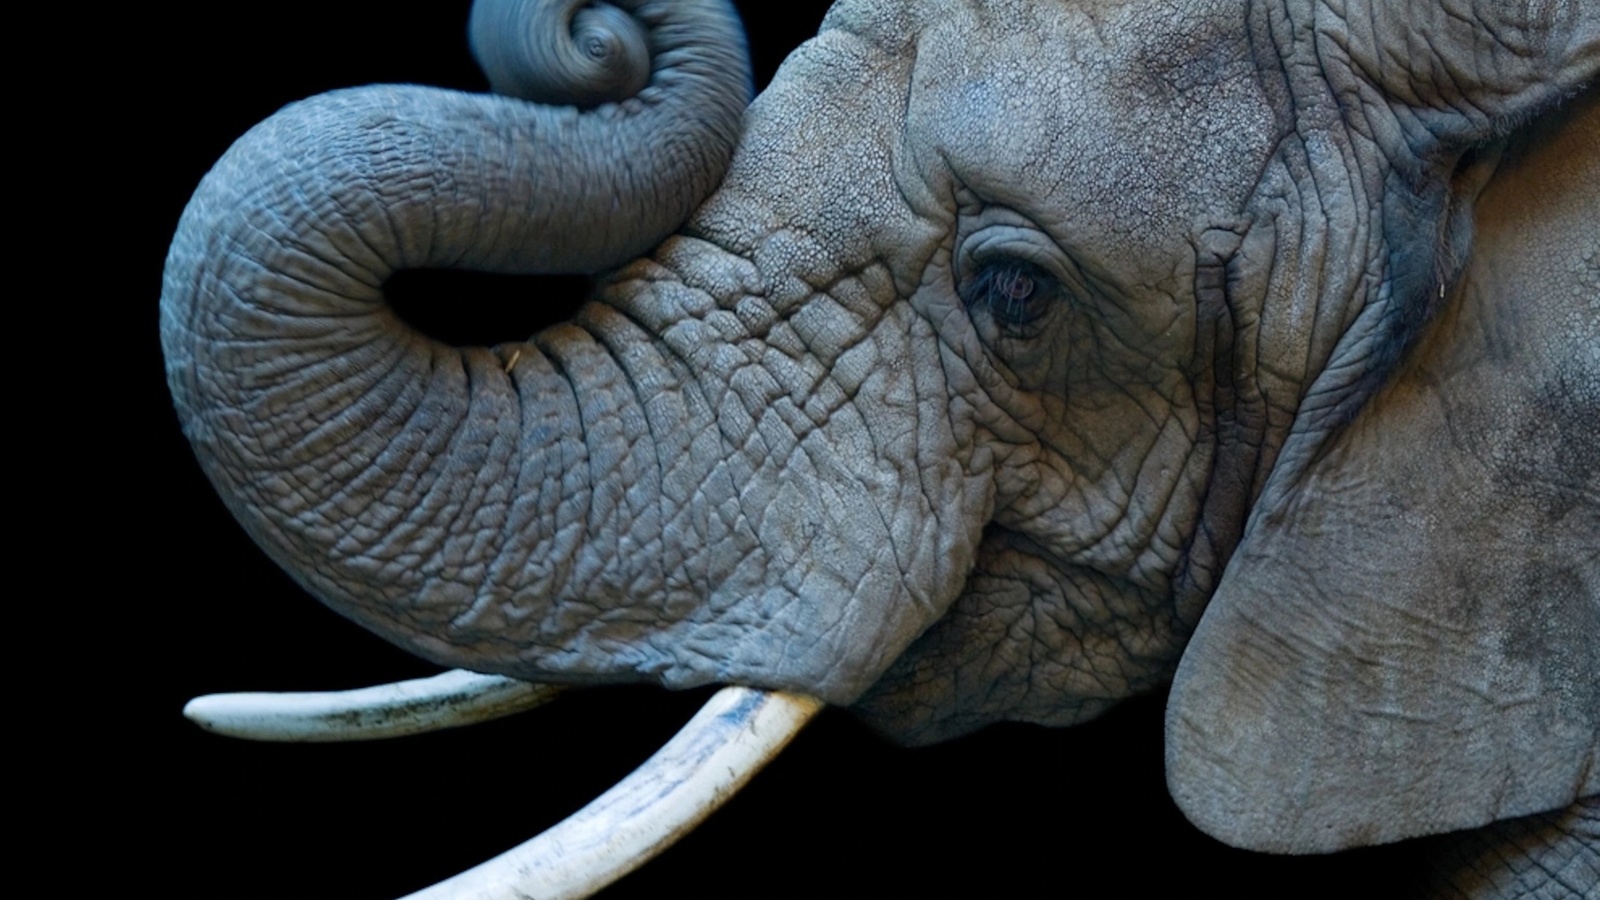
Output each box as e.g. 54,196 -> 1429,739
182,669 -> 562,741
185,675 -> 823,896
404,687 -> 824,900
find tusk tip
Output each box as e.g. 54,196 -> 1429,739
181,695 -> 216,728
182,670 -> 562,742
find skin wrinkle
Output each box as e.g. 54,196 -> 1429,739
625,281 -> 724,428
1288,145 -> 1340,410
224,328 -> 399,477
970,548 -> 1170,727
573,405 -> 659,621
337,124 -> 415,282
587,304 -> 679,593
1243,8 -> 1375,444
459,346 -> 559,636
508,325 -> 594,624
356,357 -> 486,621
732,203 -> 953,627
310,355 -> 435,559
1280,65 -> 1433,438
1015,441 -> 1188,589
381,129 -> 433,270
1264,16 -> 1329,405
281,342 -> 436,552
640,216 -> 942,685
430,353 -> 519,597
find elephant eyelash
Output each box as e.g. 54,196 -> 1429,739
963,259 -> 1060,338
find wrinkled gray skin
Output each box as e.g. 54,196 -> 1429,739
163,0 -> 1599,894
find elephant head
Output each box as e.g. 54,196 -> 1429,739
162,0 -> 1598,896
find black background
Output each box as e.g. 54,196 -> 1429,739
109,1 -> 1428,895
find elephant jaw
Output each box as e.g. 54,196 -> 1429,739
185,672 -> 822,899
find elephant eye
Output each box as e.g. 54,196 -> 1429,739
964,259 -> 1059,337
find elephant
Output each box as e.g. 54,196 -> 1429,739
157,0 -> 1599,896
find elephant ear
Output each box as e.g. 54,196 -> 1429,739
1165,9 -> 1600,853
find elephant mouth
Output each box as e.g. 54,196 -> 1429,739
185,670 -> 822,896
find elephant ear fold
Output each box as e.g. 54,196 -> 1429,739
1332,0 -> 1598,150
1165,89 -> 1600,854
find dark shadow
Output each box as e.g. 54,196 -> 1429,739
385,269 -> 593,346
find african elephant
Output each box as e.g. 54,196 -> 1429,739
160,0 -> 1598,896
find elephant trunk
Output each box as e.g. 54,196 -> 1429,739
160,0 -> 749,677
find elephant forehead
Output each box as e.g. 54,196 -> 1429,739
691,24 -> 937,282
908,0 -> 1275,265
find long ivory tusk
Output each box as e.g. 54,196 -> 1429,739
183,669 -> 562,741
406,686 -> 824,900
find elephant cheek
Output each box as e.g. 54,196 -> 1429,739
854,530 -> 1197,744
